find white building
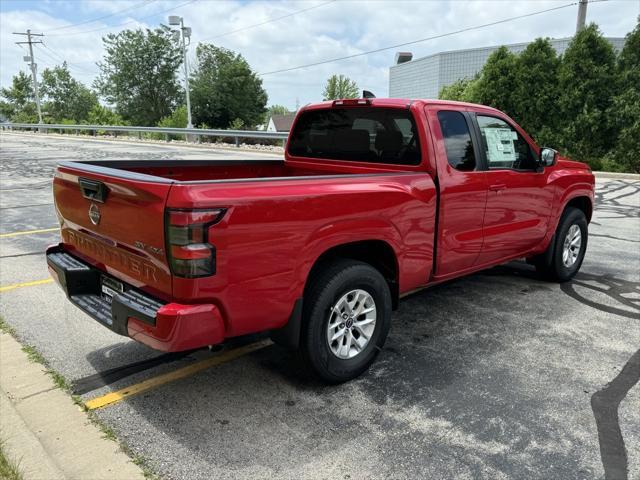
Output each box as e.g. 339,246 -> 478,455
266,113 -> 296,132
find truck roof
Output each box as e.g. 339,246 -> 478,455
302,97 -> 503,113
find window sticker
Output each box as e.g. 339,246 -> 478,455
483,128 -> 517,164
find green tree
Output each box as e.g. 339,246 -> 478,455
266,104 -> 290,116
157,105 -> 188,128
438,78 -> 477,102
617,17 -> 640,75
40,63 -> 98,122
87,104 -> 125,125
513,39 -> 561,146
322,74 -> 359,100
472,47 -> 519,117
154,105 -> 188,140
263,104 -> 290,124
229,118 -> 245,130
95,27 -> 182,126
0,71 -> 37,121
558,23 -> 618,163
190,44 -> 267,129
606,18 -> 640,173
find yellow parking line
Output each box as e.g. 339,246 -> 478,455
0,278 -> 54,293
85,339 -> 272,410
0,227 -> 58,238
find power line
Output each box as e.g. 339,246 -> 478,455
37,44 -> 99,75
258,1 -> 583,76
46,0 -> 199,37
33,46 -> 68,67
21,47 -> 73,73
39,44 -> 71,63
198,0 -> 336,42
45,0 -> 157,32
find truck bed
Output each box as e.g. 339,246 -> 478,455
62,159 -> 358,183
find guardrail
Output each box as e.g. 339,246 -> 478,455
1,122 -> 289,147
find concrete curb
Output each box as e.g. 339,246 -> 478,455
593,171 -> 640,180
0,333 -> 145,480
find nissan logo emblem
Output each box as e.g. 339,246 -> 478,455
88,203 -> 101,225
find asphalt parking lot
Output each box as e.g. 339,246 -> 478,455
1,131 -> 639,480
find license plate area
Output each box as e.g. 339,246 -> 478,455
101,275 -> 124,303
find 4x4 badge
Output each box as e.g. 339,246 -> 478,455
88,203 -> 101,225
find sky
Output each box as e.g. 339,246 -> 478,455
1,0 -> 638,110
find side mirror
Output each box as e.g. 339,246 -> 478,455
539,147 -> 558,167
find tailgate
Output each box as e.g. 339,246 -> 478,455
53,163 -> 173,300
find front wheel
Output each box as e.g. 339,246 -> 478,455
534,206 -> 588,282
300,259 -> 392,383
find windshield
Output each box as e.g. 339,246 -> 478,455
288,107 -> 421,165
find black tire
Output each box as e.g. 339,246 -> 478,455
533,207 -> 588,282
300,259 -> 392,383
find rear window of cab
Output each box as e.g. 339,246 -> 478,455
288,107 -> 421,165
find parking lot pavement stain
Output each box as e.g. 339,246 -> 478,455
591,349 -> 640,480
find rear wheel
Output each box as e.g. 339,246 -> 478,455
533,207 -> 588,282
301,259 -> 392,383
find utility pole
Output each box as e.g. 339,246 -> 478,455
576,0 -> 588,33
168,16 -> 193,130
14,30 -> 44,124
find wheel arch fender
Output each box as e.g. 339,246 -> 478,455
543,182 -> 594,248
562,195 -> 593,223
551,190 -> 594,233
271,220 -> 402,350
297,218 -> 403,298
534,189 -> 593,267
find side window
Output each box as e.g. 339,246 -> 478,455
437,111 -> 476,171
476,115 -> 537,170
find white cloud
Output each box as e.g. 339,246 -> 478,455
1,0 -> 638,111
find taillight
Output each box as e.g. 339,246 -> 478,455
166,208 -> 225,278
332,98 -> 371,106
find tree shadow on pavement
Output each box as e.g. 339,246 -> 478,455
591,349 -> 640,480
594,180 -> 640,220
560,272 -> 640,320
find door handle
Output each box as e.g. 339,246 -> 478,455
79,177 -> 108,203
489,183 -> 507,192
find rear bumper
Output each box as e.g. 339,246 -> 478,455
46,244 -> 225,352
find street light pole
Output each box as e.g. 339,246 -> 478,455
169,16 -> 193,129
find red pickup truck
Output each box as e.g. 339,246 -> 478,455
47,98 -> 594,382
